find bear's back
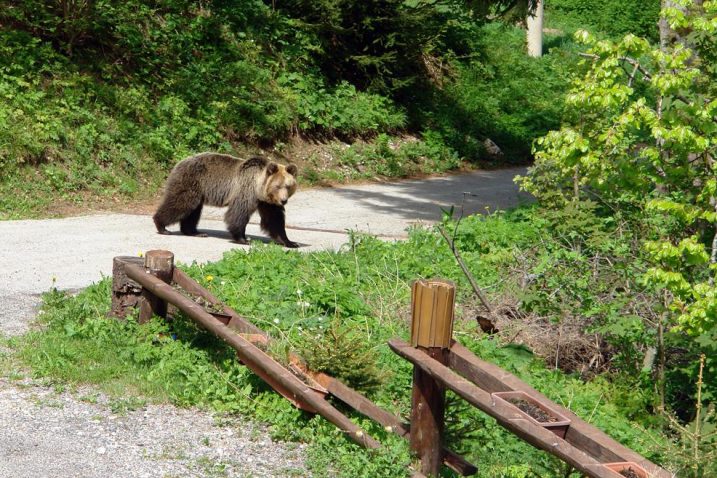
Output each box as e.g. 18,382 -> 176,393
176,153 -> 246,207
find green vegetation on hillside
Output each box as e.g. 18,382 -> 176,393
0,0 -> 574,218
547,0 -> 661,41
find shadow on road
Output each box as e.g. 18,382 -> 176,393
327,170 -> 533,222
174,229 -> 309,248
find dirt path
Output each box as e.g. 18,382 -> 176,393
0,167 -> 529,336
0,167 -> 528,334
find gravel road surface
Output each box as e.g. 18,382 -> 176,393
0,378 -> 307,478
0,167 -> 528,477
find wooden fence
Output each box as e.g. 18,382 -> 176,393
112,250 -> 673,478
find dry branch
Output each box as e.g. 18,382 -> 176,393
437,225 -> 498,333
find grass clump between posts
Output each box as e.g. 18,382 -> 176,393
294,319 -> 385,392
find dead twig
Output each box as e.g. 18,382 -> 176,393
437,224 -> 498,333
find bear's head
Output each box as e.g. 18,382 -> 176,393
263,162 -> 298,206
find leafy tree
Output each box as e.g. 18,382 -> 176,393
520,0 -> 717,420
271,1 -> 541,95
271,0 -> 474,95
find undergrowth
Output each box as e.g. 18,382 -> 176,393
5,207 -> 681,477
0,1 -> 578,218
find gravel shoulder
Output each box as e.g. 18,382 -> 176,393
0,378 -> 307,478
0,167 -> 528,477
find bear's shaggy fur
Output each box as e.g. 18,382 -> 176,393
153,153 -> 299,248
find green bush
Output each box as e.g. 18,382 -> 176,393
410,22 -> 573,161
281,74 -> 407,137
334,133 -> 461,179
547,0 -> 661,41
272,0 -> 478,95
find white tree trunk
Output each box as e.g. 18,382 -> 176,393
527,0 -> 544,57
660,0 -> 704,48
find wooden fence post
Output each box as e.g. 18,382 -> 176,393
410,279 -> 455,477
138,250 -> 174,323
111,256 -> 145,319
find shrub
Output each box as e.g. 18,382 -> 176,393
410,22 -> 573,161
282,74 -> 407,137
521,2 -> 717,425
548,0 -> 661,41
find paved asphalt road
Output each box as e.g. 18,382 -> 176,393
0,167 -> 529,336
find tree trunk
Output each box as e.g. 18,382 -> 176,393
527,0 -> 544,57
660,0 -> 704,51
659,1 -> 677,50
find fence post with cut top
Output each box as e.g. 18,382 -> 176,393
138,250 -> 174,323
409,279 -> 455,477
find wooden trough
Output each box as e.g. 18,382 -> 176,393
389,279 -> 674,478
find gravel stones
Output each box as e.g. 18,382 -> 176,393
0,293 -> 42,337
0,379 -> 308,477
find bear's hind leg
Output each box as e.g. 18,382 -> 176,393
154,191 -> 202,236
153,202 -> 184,235
153,214 -> 172,235
180,202 -> 207,237
257,201 -> 298,248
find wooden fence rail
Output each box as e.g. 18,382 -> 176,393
392,278 -> 674,478
124,259 -> 381,449
112,251 -> 476,478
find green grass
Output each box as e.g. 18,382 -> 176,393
4,210 -> 675,477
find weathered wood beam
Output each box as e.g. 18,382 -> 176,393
111,256 -> 144,319
172,268 -> 264,335
126,263 -> 381,450
138,250 -> 174,323
409,279 -> 455,477
171,267 -> 476,475
448,343 -> 672,478
389,338 -> 619,478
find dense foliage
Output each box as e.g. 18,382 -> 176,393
547,0 -> 661,41
0,0 -> 577,217
522,2 -> 717,475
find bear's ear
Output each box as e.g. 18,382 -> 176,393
266,162 -> 279,176
286,164 -> 298,176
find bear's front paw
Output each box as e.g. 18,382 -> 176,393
283,240 -> 300,249
232,237 -> 250,245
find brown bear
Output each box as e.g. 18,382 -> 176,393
153,153 -> 299,248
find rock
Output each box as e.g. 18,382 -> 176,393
483,138 -> 504,160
